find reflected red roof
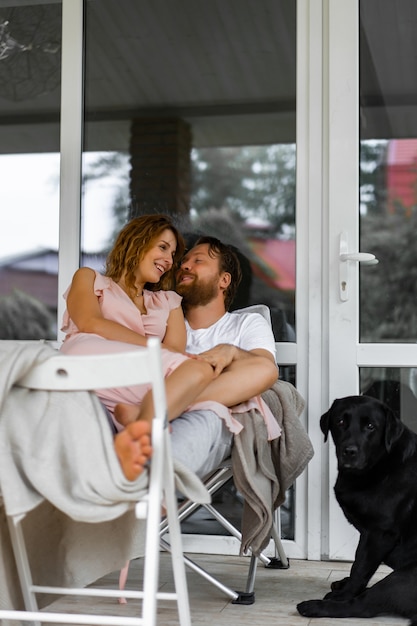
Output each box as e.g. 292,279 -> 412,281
249,238 -> 295,291
387,139 -> 417,213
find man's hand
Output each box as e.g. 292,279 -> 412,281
187,344 -> 237,377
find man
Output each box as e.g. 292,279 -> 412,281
169,235 -> 279,478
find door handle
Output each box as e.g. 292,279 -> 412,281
340,252 -> 377,263
339,232 -> 378,301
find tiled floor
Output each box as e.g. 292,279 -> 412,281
46,553 -> 407,626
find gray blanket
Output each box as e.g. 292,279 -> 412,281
0,341 -> 209,614
232,379 -> 314,555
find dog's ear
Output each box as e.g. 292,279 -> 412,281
320,409 -> 331,442
384,406 -> 405,452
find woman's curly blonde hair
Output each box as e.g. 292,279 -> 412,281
105,214 -> 185,292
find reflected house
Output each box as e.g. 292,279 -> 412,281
249,238 -> 295,292
386,139 -> 417,215
0,250 -> 106,318
247,236 -> 296,342
0,250 -> 60,312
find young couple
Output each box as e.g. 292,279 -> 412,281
60,215 -> 278,481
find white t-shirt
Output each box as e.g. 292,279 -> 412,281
185,311 -> 276,359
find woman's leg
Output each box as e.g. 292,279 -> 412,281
115,355 -> 277,427
115,358 -> 215,426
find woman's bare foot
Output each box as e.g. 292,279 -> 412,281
114,420 -> 152,481
114,402 -> 141,427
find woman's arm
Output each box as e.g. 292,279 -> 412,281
162,306 -> 187,352
66,267 -> 148,346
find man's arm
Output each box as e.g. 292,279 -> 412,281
192,346 -> 278,407
192,343 -> 276,376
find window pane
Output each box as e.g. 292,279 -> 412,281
0,2 -> 61,339
361,367 -> 417,433
189,145 -> 296,341
360,1 -> 417,342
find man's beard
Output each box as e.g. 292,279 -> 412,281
176,274 -> 219,309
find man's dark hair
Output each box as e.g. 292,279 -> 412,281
194,236 -> 242,310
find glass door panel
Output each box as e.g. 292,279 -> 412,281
360,0 -> 417,346
83,0 -> 298,555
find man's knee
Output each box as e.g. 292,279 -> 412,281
170,410 -> 232,477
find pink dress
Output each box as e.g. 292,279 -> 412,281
60,272 -> 190,429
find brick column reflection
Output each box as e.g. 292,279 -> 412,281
129,117 -> 192,217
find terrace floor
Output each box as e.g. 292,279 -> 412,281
45,552 -> 406,626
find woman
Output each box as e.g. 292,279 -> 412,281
61,215 -> 276,481
60,214 -> 217,438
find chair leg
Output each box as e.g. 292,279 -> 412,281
7,516 -> 42,626
140,419 -> 165,626
160,466 -> 289,606
270,520 -> 289,568
160,537 -> 240,602
160,467 -> 233,536
246,555 -> 258,593
163,431 -> 192,626
201,503 -> 272,565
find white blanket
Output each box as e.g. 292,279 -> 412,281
0,341 -> 209,614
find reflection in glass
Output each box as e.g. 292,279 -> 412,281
188,145 -> 296,341
0,2 -> 62,339
360,1 -> 417,343
361,367 -> 417,433
81,144 -> 296,342
82,0 -> 296,343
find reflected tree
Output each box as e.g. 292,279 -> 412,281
361,207 -> 417,342
359,140 -> 417,342
191,145 -> 296,235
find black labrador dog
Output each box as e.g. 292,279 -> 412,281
297,395 -> 417,625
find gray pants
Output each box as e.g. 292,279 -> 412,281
170,410 -> 233,479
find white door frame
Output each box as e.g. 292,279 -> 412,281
325,0 -> 361,560
58,0 -> 84,339
297,0 -> 325,561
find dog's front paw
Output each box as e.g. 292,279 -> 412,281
297,600 -> 326,617
330,576 -> 350,591
324,588 -> 350,601
297,599 -> 351,619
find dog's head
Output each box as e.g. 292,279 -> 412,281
320,395 -> 405,472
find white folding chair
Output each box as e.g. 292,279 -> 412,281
0,337 -> 191,626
